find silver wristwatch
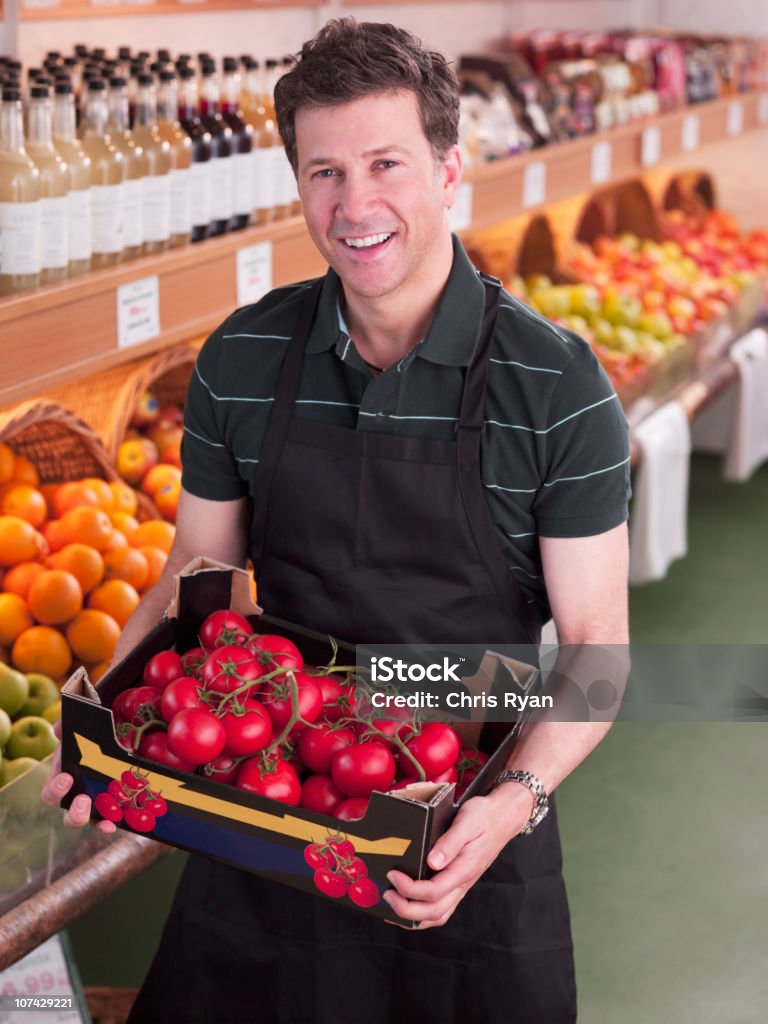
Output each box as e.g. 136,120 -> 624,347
494,769 -> 549,836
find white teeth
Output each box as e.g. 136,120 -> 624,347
343,233 -> 392,248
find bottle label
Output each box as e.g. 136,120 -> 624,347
169,167 -> 192,235
0,201 -> 43,276
69,188 -> 92,262
232,151 -> 253,217
252,147 -> 274,211
143,174 -> 171,243
40,195 -> 69,270
91,183 -> 124,255
210,155 -> 233,222
190,160 -> 212,228
123,178 -> 144,249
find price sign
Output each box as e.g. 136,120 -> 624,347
641,125 -> 661,166
448,182 -> 474,232
236,241 -> 272,306
0,934 -> 86,1022
591,141 -> 612,185
117,276 -> 160,349
727,100 -> 744,136
681,113 -> 700,152
758,92 -> 768,125
522,160 -> 547,208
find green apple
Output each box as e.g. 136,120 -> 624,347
610,326 -> 640,354
568,284 -> 601,318
603,293 -> 642,329
19,674 -> 60,718
42,700 -> 61,725
639,311 -> 674,340
532,286 -> 571,319
593,317 -> 615,345
0,707 -> 11,748
564,314 -> 589,336
5,717 -> 57,761
0,664 -> 29,718
0,755 -> 39,786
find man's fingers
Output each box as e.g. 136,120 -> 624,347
62,793 -> 92,829
386,861 -> 473,904
384,886 -> 463,924
427,801 -> 484,871
94,819 -> 117,835
40,771 -> 72,807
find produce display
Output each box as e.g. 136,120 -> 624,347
0,661 -> 60,792
97,609 -> 488,832
116,389 -> 183,522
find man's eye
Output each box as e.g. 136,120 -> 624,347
376,160 -> 398,170
312,168 -> 337,179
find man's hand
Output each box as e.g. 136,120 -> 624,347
383,783 -> 533,929
40,721 -> 117,834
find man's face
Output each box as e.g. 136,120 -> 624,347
295,90 -> 461,302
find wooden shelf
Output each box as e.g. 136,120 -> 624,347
2,90 -> 766,409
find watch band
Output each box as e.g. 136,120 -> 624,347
494,768 -> 549,836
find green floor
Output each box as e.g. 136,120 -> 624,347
68,455 -> 768,1020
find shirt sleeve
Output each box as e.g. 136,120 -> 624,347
180,322 -> 249,501
533,344 -> 631,538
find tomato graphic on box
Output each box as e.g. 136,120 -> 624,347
304,830 -> 381,908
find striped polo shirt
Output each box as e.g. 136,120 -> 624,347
181,235 -> 630,619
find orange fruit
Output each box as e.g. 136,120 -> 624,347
0,443 -> 15,484
103,546 -> 149,590
0,592 -> 34,646
10,456 -> 40,487
87,579 -> 140,627
81,477 -> 115,513
3,560 -> 46,598
58,506 -> 114,551
137,545 -> 167,591
27,569 -> 84,625
46,543 -> 104,594
110,511 -> 140,541
0,516 -> 43,565
0,483 -> 48,528
140,463 -> 181,497
130,519 -> 175,555
66,609 -> 120,663
52,481 -> 101,518
109,481 -> 138,516
42,519 -> 68,553
88,660 -> 111,684
12,625 -> 72,678
102,529 -> 128,552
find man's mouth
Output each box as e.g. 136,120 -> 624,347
342,233 -> 393,249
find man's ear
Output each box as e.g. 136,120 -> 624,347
440,145 -> 463,208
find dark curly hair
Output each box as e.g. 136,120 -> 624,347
274,18 -> 460,173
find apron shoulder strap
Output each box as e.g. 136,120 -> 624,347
459,273 -> 502,431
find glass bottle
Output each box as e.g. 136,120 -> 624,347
156,70 -> 192,248
52,78 -> 91,276
80,78 -> 125,269
243,59 -> 274,226
132,73 -> 171,254
26,80 -> 70,284
221,57 -> 253,232
198,61 -> 233,236
0,84 -> 42,296
264,58 -> 291,221
177,67 -> 211,244
107,76 -> 147,260
280,56 -> 301,215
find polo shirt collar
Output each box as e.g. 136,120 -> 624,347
305,235 -> 487,368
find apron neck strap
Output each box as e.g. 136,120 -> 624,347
459,273 -> 503,432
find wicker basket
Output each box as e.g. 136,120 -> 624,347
644,168 -> 718,220
0,401 -> 119,485
465,212 -> 557,282
612,178 -> 662,242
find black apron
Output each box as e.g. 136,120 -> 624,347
129,276 -> 577,1024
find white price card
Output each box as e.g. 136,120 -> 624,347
522,161 -> 547,208
590,141 -> 612,185
641,125 -> 661,166
0,934 -> 85,1023
758,92 -> 768,125
117,276 -> 160,350
727,100 -> 744,136
236,241 -> 273,306
681,113 -> 700,152
448,182 -> 474,232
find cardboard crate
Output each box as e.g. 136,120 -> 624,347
61,560 -> 538,925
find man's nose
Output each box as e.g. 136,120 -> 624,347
336,172 -> 377,224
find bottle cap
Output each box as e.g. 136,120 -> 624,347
54,79 -> 73,95
2,86 -> 21,101
223,57 -> 238,73
109,76 -> 127,88
87,78 -> 107,92
137,73 -> 155,87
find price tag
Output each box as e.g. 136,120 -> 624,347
117,276 -> 160,349
448,182 -> 474,232
727,99 -> 744,136
681,113 -> 700,152
591,141 -> 612,185
758,92 -> 768,125
0,934 -> 85,1021
236,241 -> 273,306
641,124 -> 661,166
522,160 -> 547,208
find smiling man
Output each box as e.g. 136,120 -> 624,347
45,19 -> 630,1024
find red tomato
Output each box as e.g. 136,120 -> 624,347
116,725 -> 138,752
314,674 -> 343,708
323,682 -> 357,723
236,754 -> 302,805
199,609 -> 253,649
262,672 -> 323,738
123,807 -> 156,832
219,698 -> 272,757
181,646 -> 209,678
277,737 -> 304,774
343,857 -> 368,882
360,716 -> 417,749
94,792 -> 123,822
199,753 -> 242,786
143,650 -> 185,690
247,633 -> 304,671
298,722 -> 356,774
167,707 -> 227,766
331,741 -> 396,798
201,645 -> 264,696
138,731 -> 197,773
335,797 -> 369,821
160,677 -> 206,723
313,869 -> 348,898
145,795 -> 168,817
299,774 -> 345,816
400,723 -> 461,779
304,843 -> 334,871
112,686 -> 164,728
328,838 -> 356,861
348,879 -> 380,908
107,779 -> 128,803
